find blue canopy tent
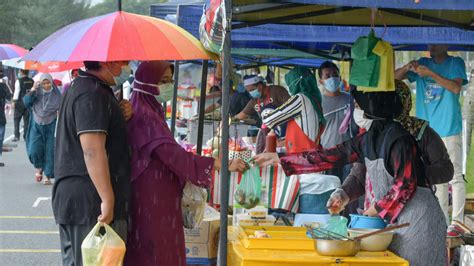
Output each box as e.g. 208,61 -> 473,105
177,3 -> 474,54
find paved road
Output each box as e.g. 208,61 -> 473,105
0,117 -> 61,265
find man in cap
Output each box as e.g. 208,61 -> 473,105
234,75 -> 290,153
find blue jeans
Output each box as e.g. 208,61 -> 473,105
0,123 -> 5,157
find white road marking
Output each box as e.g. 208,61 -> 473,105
32,197 -> 51,208
0,216 -> 53,219
0,249 -> 60,253
0,230 -> 58,234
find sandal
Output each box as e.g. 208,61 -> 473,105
35,173 -> 43,182
43,178 -> 52,185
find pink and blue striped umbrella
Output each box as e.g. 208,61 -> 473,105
24,11 -> 215,62
0,44 -> 27,60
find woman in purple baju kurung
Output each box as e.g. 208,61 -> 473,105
124,61 -> 246,266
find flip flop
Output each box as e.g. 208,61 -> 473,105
35,173 -> 43,182
43,179 -> 52,185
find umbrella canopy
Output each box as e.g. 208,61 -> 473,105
24,11 -> 215,62
0,44 -> 27,60
2,57 -> 83,73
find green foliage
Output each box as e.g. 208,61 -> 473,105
0,0 -> 166,49
89,0 -> 164,17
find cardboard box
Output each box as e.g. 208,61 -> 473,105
185,242 -> 217,259
185,217 -> 220,259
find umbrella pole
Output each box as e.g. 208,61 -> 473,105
196,60 -> 209,155
118,0 -> 122,11
171,60 -> 180,137
218,0 -> 232,265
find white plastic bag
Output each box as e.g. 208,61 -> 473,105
81,223 -> 126,266
182,182 -> 208,229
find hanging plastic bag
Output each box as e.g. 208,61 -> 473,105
81,223 -> 126,266
182,182 -> 208,229
234,164 -> 262,209
199,0 -> 226,54
323,215 -> 349,236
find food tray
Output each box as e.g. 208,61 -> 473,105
237,226 -> 314,251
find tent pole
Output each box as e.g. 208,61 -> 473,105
196,60 -> 209,155
233,6 -> 362,29
218,0 -> 232,265
171,61 -> 180,136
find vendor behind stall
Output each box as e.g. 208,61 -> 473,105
205,74 -> 257,120
261,67 -> 340,213
234,75 -> 290,153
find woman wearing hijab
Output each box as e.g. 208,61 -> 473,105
254,89 -> 446,265
23,73 -> 61,185
124,61 -> 247,266
332,81 -> 454,217
260,67 -> 340,213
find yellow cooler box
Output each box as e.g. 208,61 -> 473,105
228,241 -> 408,266
229,226 -> 408,266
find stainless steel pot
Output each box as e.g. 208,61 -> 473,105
314,239 -> 361,256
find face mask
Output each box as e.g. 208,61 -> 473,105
324,77 -> 341,93
156,83 -> 174,103
249,88 -> 261,98
134,79 -> 174,103
110,64 -> 131,86
353,108 -> 373,130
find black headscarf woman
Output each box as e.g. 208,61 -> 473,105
254,88 -> 447,266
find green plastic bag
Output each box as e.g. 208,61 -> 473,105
234,165 -> 262,209
349,30 -> 381,87
81,223 -> 126,266
323,215 -> 349,237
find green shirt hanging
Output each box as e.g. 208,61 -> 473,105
349,30 -> 381,87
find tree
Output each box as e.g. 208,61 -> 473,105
0,0 -> 166,49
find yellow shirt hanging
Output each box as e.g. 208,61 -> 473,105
358,40 -> 395,92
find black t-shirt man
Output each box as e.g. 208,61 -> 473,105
53,70 -> 130,225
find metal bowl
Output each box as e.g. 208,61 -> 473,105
348,228 -> 394,251
314,239 -> 361,256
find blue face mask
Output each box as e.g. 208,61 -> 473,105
111,65 -> 131,86
249,88 -> 261,98
324,77 -> 341,93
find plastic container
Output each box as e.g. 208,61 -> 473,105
349,214 -> 387,229
293,214 -> 331,227
237,226 -> 314,251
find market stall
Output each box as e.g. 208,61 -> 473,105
150,1 -> 474,265
215,1 -> 474,265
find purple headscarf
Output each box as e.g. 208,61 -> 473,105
127,61 -> 176,181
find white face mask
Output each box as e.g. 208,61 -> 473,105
353,108 -> 373,130
133,80 -> 174,103
156,83 -> 174,103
